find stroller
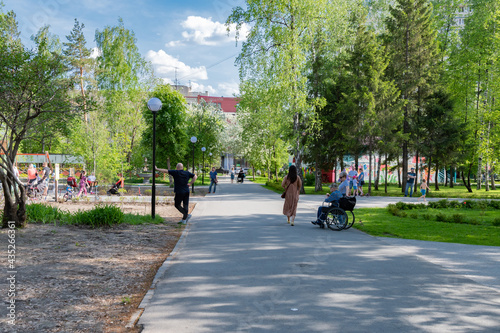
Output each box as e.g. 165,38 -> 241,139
107,179 -> 122,196
63,177 -> 77,202
26,177 -> 46,201
237,171 -> 245,183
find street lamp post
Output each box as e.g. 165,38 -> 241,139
147,97 -> 162,219
190,136 -> 197,193
201,147 -> 206,185
209,152 -> 212,168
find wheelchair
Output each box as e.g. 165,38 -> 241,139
319,196 -> 356,231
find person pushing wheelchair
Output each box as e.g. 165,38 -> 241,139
311,171 -> 349,228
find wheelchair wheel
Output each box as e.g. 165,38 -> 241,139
344,211 -> 355,229
326,207 -> 348,231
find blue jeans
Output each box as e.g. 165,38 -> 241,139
405,182 -> 414,197
209,179 -> 217,193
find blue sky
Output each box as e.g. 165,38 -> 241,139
3,0 -> 249,96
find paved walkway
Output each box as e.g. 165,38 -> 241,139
138,177 -> 500,333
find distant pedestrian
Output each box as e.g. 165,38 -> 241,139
352,175 -> 358,196
281,165 -> 302,226
418,179 -> 430,202
348,165 -> 357,196
358,167 -> 365,196
230,167 -> 235,183
405,167 -> 416,197
208,167 -> 218,193
156,163 -> 197,224
27,164 -> 37,185
41,162 -> 51,199
77,170 -> 88,197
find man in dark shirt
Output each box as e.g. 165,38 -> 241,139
405,167 -> 416,197
156,163 -> 197,224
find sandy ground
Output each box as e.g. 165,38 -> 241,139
0,201 -> 193,333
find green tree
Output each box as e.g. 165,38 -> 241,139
0,10 -> 73,227
227,0 -> 358,193
141,84 -> 188,181
95,18 -> 155,168
384,0 -> 440,192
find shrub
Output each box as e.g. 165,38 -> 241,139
436,212 -> 448,222
450,213 -> 466,224
26,203 -> 66,224
462,201 -> 476,209
422,213 -> 433,220
304,173 -> 315,186
410,212 -> 418,219
493,217 -> 500,227
396,202 -> 410,210
490,200 -> 500,209
71,204 -> 124,228
428,199 -> 449,209
387,204 -> 399,216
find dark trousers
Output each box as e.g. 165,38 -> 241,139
174,191 -> 190,220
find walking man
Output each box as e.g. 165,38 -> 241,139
405,167 -> 416,197
156,163 -> 197,224
208,167 -> 218,193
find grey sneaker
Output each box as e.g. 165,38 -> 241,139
186,214 -> 192,222
177,219 -> 186,224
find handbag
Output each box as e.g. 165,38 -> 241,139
281,184 -> 289,198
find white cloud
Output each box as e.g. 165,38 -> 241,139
217,82 -> 240,97
189,82 -> 217,95
165,40 -> 184,48
145,50 -> 208,81
180,16 -> 248,46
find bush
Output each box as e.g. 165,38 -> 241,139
490,200 -> 500,209
71,204 -> 124,228
451,213 -> 466,224
493,217 -> 500,227
428,199 -> 450,209
422,213 -> 433,220
387,204 -> 399,216
304,173 -> 315,186
410,212 -> 418,219
436,212 -> 448,222
26,203 -> 66,224
461,201 -> 476,209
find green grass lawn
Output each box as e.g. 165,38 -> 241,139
354,207 -> 500,246
251,176 -> 500,199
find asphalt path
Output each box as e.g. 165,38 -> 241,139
138,177 -> 500,333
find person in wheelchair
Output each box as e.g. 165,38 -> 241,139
311,183 -> 343,228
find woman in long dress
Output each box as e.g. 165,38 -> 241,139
281,165 -> 302,226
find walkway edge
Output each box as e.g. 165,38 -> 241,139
132,200 -> 202,326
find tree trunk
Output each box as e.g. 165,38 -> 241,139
450,166 -> 454,188
384,152 -> 388,193
167,158 -> 174,188
490,165 -> 496,190
444,165 -> 448,187
427,155 -> 432,187
461,170 -> 472,193
374,152 -> 381,190
368,143 -> 373,195
485,162 -> 489,191
397,156 -> 402,188
314,161 -> 322,192
467,163 -> 473,191
477,156 -> 482,190
435,161 -> 440,191
1,178 -> 27,228
414,150 -> 419,194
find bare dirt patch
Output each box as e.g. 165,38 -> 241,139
0,201 -> 194,333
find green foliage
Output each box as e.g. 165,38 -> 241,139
70,204 -> 124,228
26,204 -> 67,224
493,218 -> 500,227
435,212 -> 448,222
304,173 -> 316,186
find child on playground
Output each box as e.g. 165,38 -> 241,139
418,179 -> 430,202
